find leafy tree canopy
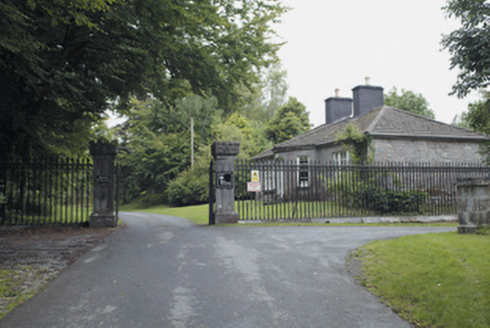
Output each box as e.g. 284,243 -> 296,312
450,92 -> 490,164
384,87 -> 435,119
1,0 -> 287,160
239,62 -> 288,124
116,95 -> 221,204
265,97 -> 311,144
213,113 -> 272,159
442,0 -> 490,98
452,92 -> 490,134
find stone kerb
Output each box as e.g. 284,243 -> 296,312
457,177 -> 490,233
89,141 -> 117,228
211,141 -> 240,224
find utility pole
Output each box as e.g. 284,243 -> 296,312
190,117 -> 194,168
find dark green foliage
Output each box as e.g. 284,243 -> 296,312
462,93 -> 490,135
449,92 -> 490,164
354,187 -> 428,215
1,0 -> 286,160
442,0 -> 490,97
265,97 -> 311,144
117,98 -> 210,204
384,87 -> 435,119
475,226 -> 490,236
335,123 -> 373,163
128,193 -> 167,209
166,166 -> 209,207
328,170 -> 428,216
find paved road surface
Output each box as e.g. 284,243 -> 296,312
1,213 -> 454,327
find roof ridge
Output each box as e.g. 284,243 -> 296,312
365,106 -> 386,133
386,106 -> 488,137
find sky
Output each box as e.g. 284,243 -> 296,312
273,0 -> 479,127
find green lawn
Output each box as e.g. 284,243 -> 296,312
3,205 -> 91,225
353,230 -> 490,327
120,204 -> 210,225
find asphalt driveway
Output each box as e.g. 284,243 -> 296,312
0,213 -> 454,327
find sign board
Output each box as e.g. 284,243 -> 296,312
247,182 -> 261,192
251,170 -> 260,182
217,172 -> 233,189
96,175 -> 112,184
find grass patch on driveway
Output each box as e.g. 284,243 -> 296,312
353,230 -> 490,327
120,204 -> 209,225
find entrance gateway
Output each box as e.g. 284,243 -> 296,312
209,141 -> 489,224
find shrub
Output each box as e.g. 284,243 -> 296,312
130,193 -> 166,208
328,170 -> 428,215
166,166 -> 209,207
354,187 -> 428,215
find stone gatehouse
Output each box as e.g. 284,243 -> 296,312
254,81 -> 489,164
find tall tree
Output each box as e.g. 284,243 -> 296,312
0,0 -> 287,160
265,97 -> 311,144
116,95 -> 221,204
450,92 -> 490,164
384,87 -> 435,119
239,62 -> 289,123
442,0 -> 490,98
452,92 -> 490,134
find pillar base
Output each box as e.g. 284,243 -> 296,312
457,225 -> 477,234
90,214 -> 117,228
214,212 -> 239,224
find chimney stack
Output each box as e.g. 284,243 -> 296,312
352,78 -> 383,118
325,89 -> 353,125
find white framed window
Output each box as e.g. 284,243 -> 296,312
332,151 -> 350,166
297,156 -> 309,187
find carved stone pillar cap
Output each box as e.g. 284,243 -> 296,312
89,141 -> 118,157
212,141 -> 240,156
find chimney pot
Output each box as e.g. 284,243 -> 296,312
335,88 -> 340,98
365,77 -> 371,85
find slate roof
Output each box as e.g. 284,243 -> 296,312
253,106 -> 489,159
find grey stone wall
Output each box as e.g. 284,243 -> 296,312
316,145 -> 346,163
274,149 -> 317,163
373,139 -> 483,163
272,139 -> 483,164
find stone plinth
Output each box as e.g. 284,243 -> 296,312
211,141 -> 240,225
456,177 -> 490,234
89,141 -> 117,228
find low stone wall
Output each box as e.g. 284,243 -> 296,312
457,178 -> 490,233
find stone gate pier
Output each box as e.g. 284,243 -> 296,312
457,177 -> 490,233
89,141 -> 118,228
211,141 -> 240,225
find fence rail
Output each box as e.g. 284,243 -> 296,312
235,160 -> 489,221
0,158 -> 93,226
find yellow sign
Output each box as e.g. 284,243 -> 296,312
251,170 -> 260,182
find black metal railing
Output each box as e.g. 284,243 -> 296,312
0,158 -> 93,226
235,160 -> 488,221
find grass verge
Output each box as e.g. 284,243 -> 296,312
119,203 -> 457,227
352,231 -> 490,327
0,266 -> 54,320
